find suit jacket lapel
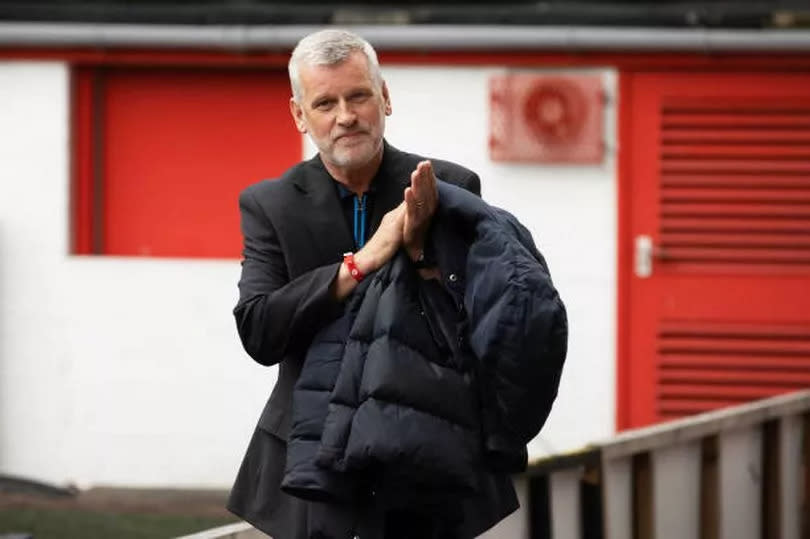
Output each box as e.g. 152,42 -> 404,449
368,142 -> 412,232
291,155 -> 355,265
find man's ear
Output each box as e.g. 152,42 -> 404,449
382,81 -> 392,116
289,98 -> 307,133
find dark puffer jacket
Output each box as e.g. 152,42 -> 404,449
317,250 -> 482,506
282,182 -> 568,512
281,249 -> 480,507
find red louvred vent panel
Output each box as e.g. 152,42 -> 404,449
656,321 -> 810,419
658,99 -> 810,269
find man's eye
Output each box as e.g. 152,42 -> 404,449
350,93 -> 370,102
314,100 -> 333,110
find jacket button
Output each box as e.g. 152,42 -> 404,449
448,273 -> 458,282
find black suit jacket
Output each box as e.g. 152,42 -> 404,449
229,143 -> 518,539
233,141 -> 480,442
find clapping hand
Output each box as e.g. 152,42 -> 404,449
403,160 -> 438,261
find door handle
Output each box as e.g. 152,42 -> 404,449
635,235 -> 653,278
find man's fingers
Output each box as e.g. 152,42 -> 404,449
417,161 -> 437,212
410,161 -> 436,206
406,160 -> 438,234
404,187 -> 417,214
411,167 -> 424,201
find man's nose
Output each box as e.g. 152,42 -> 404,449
336,100 -> 357,126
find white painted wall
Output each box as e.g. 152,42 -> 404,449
0,61 -> 616,489
0,62 -> 271,489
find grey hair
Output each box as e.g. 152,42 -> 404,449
288,29 -> 383,102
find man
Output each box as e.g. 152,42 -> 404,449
228,29 -> 565,538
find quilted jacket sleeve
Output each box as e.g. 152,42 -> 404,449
465,208 -> 568,471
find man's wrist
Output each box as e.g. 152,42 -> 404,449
352,249 -> 375,276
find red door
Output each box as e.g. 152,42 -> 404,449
621,72 -> 810,429
73,68 -> 301,258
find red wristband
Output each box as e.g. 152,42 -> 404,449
343,252 -> 365,282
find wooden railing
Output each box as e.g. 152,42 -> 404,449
181,390 -> 810,539
526,389 -> 810,539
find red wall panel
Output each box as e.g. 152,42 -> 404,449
98,68 -> 299,258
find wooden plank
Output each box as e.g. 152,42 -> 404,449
632,453 -> 652,539
719,426 -> 762,539
602,457 -> 632,539
762,420 -> 782,539
653,442 -> 701,539
779,415 -> 802,539
550,468 -> 582,539
701,436 -> 719,539
527,446 -> 601,476
600,391 -> 810,461
581,463 -> 603,539
527,474 -> 552,539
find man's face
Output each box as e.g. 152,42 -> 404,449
290,51 -> 392,171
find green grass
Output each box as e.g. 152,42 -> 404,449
0,508 -> 238,539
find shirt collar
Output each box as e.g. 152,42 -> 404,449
335,175 -> 379,200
